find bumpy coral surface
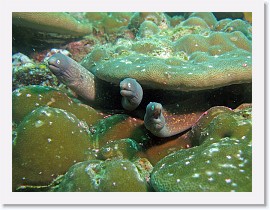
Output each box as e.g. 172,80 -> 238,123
12,106 -> 93,190
51,158 -> 152,192
13,12 -> 92,36
12,12 -> 252,192
81,12 -> 251,91
151,105 -> 252,192
12,85 -> 104,126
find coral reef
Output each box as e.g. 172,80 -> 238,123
12,85 -> 104,126
81,12 -> 251,91
12,12 -> 253,192
151,105 -> 252,192
51,158 -> 152,192
13,12 -> 92,36
97,138 -> 142,161
13,106 -> 93,190
89,114 -> 149,148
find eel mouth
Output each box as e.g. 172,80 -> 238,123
120,89 -> 134,97
153,106 -> 161,119
48,62 -> 60,73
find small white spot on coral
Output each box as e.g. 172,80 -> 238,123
35,120 -> 44,128
185,161 -> 190,165
16,92 -> 22,97
205,171 -> 214,176
231,183 -> 238,187
208,177 -> 214,182
219,163 -> 237,169
226,155 -> 232,160
47,138 -> 52,143
176,179 -> 180,183
192,173 -> 200,178
26,93 -> 31,97
225,178 -> 232,184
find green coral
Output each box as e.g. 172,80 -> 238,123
13,12 -> 92,36
150,106 -> 252,192
137,20 -> 160,38
12,85 -> 104,126
90,114 -> 150,149
13,106 -> 93,190
52,158 -> 152,192
98,138 -> 142,161
81,12 -> 251,92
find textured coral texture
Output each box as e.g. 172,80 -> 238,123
12,12 -> 252,192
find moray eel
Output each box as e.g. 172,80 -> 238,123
120,78 -> 143,111
144,102 -> 172,138
144,100 -> 209,138
48,53 -> 143,110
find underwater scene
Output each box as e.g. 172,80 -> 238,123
12,12 -> 252,192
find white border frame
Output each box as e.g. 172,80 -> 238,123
0,0 -> 265,205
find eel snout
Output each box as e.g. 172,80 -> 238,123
47,54 -> 64,75
120,78 -> 143,111
152,103 -> 162,119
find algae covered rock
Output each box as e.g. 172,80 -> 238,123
12,55 -> 58,90
150,105 -> 252,192
13,106 -> 93,190
52,158 -> 153,192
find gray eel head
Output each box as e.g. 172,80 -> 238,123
144,102 -> 165,131
47,53 -> 76,85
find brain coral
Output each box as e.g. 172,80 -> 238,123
81,12 -> 251,91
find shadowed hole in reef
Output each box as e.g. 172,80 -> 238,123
221,132 -> 232,138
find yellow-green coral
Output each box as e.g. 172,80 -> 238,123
81,12 -> 251,91
12,85 -> 104,126
52,158 -> 152,192
150,106 -> 252,192
13,106 -> 93,190
13,12 -> 92,36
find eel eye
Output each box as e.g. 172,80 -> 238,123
56,59 -> 61,65
151,105 -> 155,111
